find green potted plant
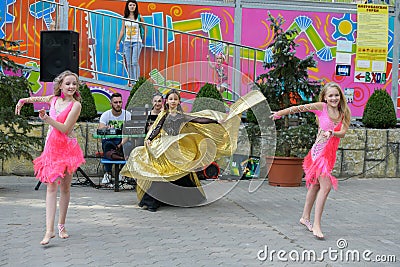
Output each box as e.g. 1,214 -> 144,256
257,13 -> 320,186
79,83 -> 98,121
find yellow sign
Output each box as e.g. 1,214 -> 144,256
355,4 -> 388,76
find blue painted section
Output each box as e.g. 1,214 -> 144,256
153,12 -> 164,51
166,15 -> 174,43
29,0 -> 56,30
0,0 -> 16,38
89,10 -> 126,86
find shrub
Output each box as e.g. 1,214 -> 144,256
126,76 -> 156,108
362,89 -> 397,129
191,83 -> 225,113
0,38 -> 41,161
79,83 -> 97,121
0,74 -> 34,118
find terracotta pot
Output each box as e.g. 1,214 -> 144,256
266,156 -> 304,187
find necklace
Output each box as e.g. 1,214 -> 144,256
55,99 -> 72,114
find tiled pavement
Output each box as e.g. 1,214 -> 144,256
0,176 -> 399,267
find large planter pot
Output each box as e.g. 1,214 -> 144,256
266,156 -> 304,187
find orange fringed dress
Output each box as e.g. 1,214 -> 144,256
303,103 -> 342,190
33,97 -> 85,183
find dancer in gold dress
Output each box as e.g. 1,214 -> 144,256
121,89 -> 265,211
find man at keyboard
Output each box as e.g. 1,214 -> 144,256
98,93 -> 131,184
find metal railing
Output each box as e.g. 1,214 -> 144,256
5,0 -> 63,61
5,0 -> 264,101
241,0 -> 394,4
5,0 -> 396,103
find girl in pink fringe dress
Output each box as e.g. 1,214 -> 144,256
271,82 -> 351,240
15,70 -> 85,245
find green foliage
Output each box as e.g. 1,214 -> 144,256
0,38 -> 41,161
257,13 -> 321,157
79,83 -> 98,121
0,75 -> 34,118
259,13 -> 321,111
0,39 -> 26,71
362,89 -> 397,129
191,83 -> 225,113
276,123 -> 317,158
246,109 -> 257,124
126,76 -> 156,108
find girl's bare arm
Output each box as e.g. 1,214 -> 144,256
270,102 -> 324,120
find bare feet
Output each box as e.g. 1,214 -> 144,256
299,217 -> 313,232
312,228 -> 325,240
58,224 -> 69,239
40,232 -> 55,245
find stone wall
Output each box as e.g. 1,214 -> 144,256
1,123 -> 399,178
335,128 -> 400,178
1,122 -> 102,177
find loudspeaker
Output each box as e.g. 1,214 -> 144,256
40,30 -> 79,82
197,162 -> 220,180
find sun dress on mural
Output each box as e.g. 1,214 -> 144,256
302,103 -> 342,190
33,97 -> 85,183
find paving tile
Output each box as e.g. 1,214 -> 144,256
0,176 -> 399,266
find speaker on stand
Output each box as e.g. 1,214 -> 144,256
197,162 -> 220,180
40,30 -> 79,82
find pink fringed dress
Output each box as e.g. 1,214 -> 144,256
33,97 -> 85,183
303,103 -> 342,190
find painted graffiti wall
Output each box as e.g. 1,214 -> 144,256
242,8 -> 398,117
1,1 -> 399,117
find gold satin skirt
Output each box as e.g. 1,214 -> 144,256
120,90 -> 266,203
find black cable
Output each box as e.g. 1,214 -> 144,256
338,142 -> 398,181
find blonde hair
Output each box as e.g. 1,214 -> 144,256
53,70 -> 81,102
319,82 -> 351,127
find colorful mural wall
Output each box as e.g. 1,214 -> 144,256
1,1 -> 399,117
242,8 -> 398,117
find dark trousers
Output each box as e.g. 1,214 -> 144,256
101,138 -> 133,173
101,138 -> 121,172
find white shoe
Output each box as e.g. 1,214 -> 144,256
102,173 -> 111,184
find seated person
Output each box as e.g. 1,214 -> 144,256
98,93 -> 131,184
145,92 -> 163,133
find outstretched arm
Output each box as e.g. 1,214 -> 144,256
270,102 -> 323,120
190,117 -> 218,124
225,46 -> 229,65
15,95 -> 53,115
146,114 -> 166,142
206,55 -> 214,69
